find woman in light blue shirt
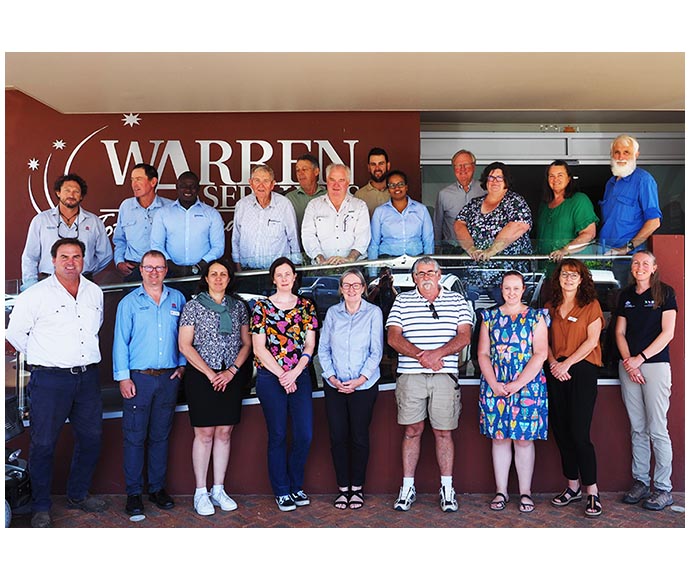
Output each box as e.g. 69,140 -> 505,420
368,169 -> 434,259
318,268 -> 383,511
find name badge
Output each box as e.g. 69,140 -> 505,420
567,316 -> 578,322
170,310 -> 180,317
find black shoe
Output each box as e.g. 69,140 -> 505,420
66,495 -> 108,512
148,488 -> 175,510
126,494 -> 145,516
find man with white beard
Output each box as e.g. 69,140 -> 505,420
599,134 -> 662,284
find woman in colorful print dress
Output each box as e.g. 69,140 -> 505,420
477,270 -> 549,513
250,257 -> 318,513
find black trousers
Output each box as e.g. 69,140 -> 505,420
546,360 -> 599,486
323,384 -> 379,488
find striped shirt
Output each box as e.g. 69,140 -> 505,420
386,287 -> 473,373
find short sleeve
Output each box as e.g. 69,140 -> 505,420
179,301 -> 197,327
536,307 -> 551,328
507,192 -> 533,226
250,300 -> 267,334
302,298 -> 318,331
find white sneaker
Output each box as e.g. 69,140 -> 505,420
393,486 -> 416,511
439,486 -> 458,512
194,492 -> 215,516
211,489 -> 238,512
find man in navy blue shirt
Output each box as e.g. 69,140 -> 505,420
113,250 -> 186,517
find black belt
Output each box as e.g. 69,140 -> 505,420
30,364 -> 97,374
132,368 -> 176,376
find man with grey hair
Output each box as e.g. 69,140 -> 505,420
386,256 -> 473,512
599,134 -> 662,283
285,154 -> 327,232
433,149 -> 483,247
232,164 -> 301,270
301,164 -> 371,265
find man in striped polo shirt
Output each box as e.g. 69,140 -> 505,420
386,257 -> 473,512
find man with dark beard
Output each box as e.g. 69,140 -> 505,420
599,134 -> 662,284
355,147 -> 391,218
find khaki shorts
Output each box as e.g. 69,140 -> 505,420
395,373 -> 461,430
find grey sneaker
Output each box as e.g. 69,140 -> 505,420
393,486 -> 416,511
31,511 -> 52,528
439,486 -> 458,512
642,490 -> 674,511
622,480 -> 650,504
66,495 -> 108,512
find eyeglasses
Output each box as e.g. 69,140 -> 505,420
142,265 -> 167,273
387,181 -> 407,190
341,282 -> 363,290
56,218 -> 79,239
428,303 -> 439,319
414,270 -> 438,279
560,271 -> 580,279
486,175 -> 505,183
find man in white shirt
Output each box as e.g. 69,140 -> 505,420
232,164 -> 301,270
21,173 -> 113,289
433,149 -> 484,246
386,256 -> 473,513
7,239 -> 107,528
302,164 -> 371,265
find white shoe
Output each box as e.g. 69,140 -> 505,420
211,489 -> 238,512
393,486 -> 416,511
194,492 -> 215,516
439,486 -> 458,512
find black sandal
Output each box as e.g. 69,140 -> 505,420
490,492 -> 509,511
551,486 -> 582,507
519,494 -> 535,514
333,490 -> 350,510
584,494 -> 602,517
349,489 -> 364,510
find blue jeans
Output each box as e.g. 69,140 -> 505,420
255,368 -> 313,496
123,370 -> 180,495
28,366 -> 103,511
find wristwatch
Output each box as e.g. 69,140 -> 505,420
191,264 -> 200,275
626,240 -> 635,251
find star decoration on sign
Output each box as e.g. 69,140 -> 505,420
122,113 -> 141,127
53,139 -> 66,150
28,158 -> 40,170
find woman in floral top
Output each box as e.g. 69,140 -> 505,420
250,257 -> 318,512
454,162 -> 533,299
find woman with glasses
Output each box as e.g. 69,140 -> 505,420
318,269 -> 383,510
178,259 -> 252,516
536,161 -> 599,262
368,170 -> 434,260
250,257 -> 318,512
545,259 -> 604,517
477,270 -> 549,514
615,251 -> 677,511
454,162 -> 532,301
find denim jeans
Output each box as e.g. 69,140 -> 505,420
255,367 -> 313,496
28,366 -> 103,511
123,370 -> 180,495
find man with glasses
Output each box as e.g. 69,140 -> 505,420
386,256 -> 473,512
355,147 -> 391,218
21,173 -> 113,289
112,250 -> 187,518
433,149 -> 484,248
113,163 -> 172,282
8,239 -> 107,527
232,164 -> 301,270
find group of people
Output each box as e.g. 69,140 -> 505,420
8,132 -> 676,528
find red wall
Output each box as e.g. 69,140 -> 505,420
5,90 -> 421,282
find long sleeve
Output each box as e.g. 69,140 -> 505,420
301,200 -> 320,260
150,211 -> 169,259
202,208 -> 225,263
112,298 -> 133,381
21,214 -> 42,287
284,202 -> 302,264
422,206 -> 435,254
91,216 -> 114,273
368,207 -> 383,260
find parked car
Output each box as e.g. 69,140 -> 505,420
297,276 -> 341,320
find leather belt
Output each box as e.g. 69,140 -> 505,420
30,364 -> 97,375
132,368 -> 176,376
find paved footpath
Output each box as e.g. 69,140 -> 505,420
9,492 -> 685,528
